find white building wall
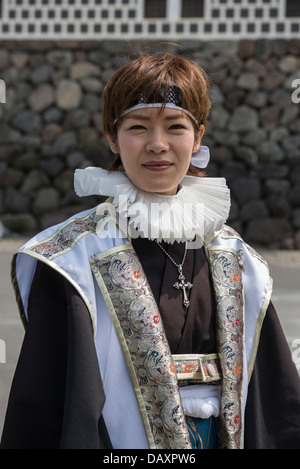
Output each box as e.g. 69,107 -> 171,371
0,0 -> 299,40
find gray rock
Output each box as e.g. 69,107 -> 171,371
12,152 -> 39,170
244,59 -> 267,78
80,77 -> 103,93
245,91 -> 267,108
254,163 -> 289,179
3,186 -> 30,213
269,126 -> 289,143
262,71 -> 285,91
30,64 -> 55,84
229,177 -> 261,205
281,106 -> 299,126
0,168 -> 23,187
211,146 -> 232,164
42,123 -> 63,144
264,179 -> 290,196
64,108 -> 91,129
224,89 -> 246,111
237,72 -> 259,91
257,141 -> 284,163
81,93 -> 102,112
39,157 -> 64,177
234,146 -> 258,166
266,195 -> 291,217
289,119 -> 300,133
259,106 -> 280,131
70,61 -> 100,80
245,217 -> 291,246
54,169 -> 74,194
33,187 -> 60,215
210,106 -> 230,129
28,83 -> 55,112
240,200 -> 269,221
242,128 -> 267,147
66,151 -> 85,169
228,105 -> 258,133
270,88 -> 292,108
20,170 -> 50,196
220,161 -> 248,181
47,50 -> 73,69
12,110 -> 41,133
49,130 -> 77,156
43,107 -> 63,123
279,56 -> 300,73
56,79 -> 82,110
282,135 -> 300,160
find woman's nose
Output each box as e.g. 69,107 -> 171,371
146,130 -> 169,153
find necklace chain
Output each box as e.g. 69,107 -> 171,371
154,240 -> 187,269
154,240 -> 192,308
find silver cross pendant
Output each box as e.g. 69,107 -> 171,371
173,265 -> 193,308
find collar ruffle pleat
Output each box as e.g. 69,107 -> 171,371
74,167 -> 231,246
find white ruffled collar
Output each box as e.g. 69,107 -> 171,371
74,167 -> 230,246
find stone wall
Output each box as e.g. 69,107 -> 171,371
0,39 -> 300,249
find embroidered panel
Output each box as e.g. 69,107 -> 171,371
28,208 -> 109,260
220,225 -> 268,267
208,248 -> 244,449
90,249 -> 191,450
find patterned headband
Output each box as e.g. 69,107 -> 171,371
114,85 -> 199,126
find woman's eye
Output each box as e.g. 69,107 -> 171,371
129,125 -> 146,130
170,124 -> 186,130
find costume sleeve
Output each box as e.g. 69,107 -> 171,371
244,302 -> 300,449
1,261 -> 112,449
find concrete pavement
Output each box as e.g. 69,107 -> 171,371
0,239 -> 299,438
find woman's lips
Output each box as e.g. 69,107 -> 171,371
143,161 -> 173,171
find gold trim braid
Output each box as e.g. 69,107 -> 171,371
90,248 -> 192,450
207,246 -> 245,449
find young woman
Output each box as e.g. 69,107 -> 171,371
1,52 -> 300,450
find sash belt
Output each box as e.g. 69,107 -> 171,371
173,353 -> 222,384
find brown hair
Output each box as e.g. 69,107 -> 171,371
102,51 -> 211,175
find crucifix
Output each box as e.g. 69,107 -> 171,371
173,265 -> 193,308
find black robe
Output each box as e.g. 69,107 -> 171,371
1,238 -> 300,449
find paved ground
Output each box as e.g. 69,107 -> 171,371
0,239 -> 299,439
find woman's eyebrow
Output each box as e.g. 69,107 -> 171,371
124,114 -> 151,121
164,113 -> 186,121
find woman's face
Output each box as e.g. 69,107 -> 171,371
108,107 -> 205,196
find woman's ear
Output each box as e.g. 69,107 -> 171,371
106,133 -> 119,154
193,124 -> 205,153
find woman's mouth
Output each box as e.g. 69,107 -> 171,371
143,161 -> 173,171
